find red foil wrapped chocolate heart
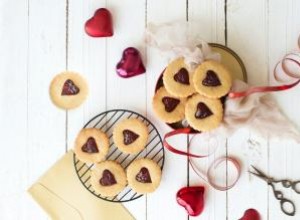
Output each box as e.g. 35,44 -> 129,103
85,8 -> 113,37
116,47 -> 146,78
239,209 -> 260,220
176,186 -> 205,217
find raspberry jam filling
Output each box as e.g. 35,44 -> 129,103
202,70 -> 221,87
195,102 -> 213,119
135,167 -> 152,183
99,169 -> 117,186
174,68 -> 190,85
81,137 -> 99,153
162,97 -> 180,112
123,129 -> 139,145
61,79 -> 80,95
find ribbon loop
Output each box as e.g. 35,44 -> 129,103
229,35 -> 300,99
163,129 -> 241,191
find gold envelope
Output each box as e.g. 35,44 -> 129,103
28,150 -> 134,220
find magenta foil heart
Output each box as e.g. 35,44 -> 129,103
116,47 -> 146,78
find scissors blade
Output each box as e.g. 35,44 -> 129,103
249,166 -> 269,182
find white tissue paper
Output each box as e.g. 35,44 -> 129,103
215,80 -> 300,142
146,22 -> 300,143
145,22 -> 220,70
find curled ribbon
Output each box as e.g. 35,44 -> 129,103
163,128 -> 241,191
229,35 -> 300,99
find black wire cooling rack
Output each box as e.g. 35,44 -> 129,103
73,109 -> 165,203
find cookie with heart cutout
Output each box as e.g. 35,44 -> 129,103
91,161 -> 127,197
49,71 -> 88,110
163,58 -> 196,98
113,118 -> 148,154
193,60 -> 232,98
152,87 -> 186,123
74,128 -> 109,163
127,158 -> 162,194
185,94 -> 223,132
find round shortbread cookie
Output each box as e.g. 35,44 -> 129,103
193,60 -> 232,98
91,161 -> 127,197
74,128 -> 109,163
152,87 -> 186,123
127,158 -> 162,194
185,94 -> 223,132
113,118 -> 148,154
50,71 -> 88,109
163,58 -> 196,98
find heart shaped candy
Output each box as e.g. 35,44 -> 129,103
85,8 -> 113,37
116,47 -> 146,78
176,186 -> 205,217
239,209 -> 260,220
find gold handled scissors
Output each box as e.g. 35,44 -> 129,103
249,165 -> 300,216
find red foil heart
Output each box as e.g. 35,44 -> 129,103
176,186 -> 205,217
85,8 -> 113,37
116,47 -> 146,78
239,209 -> 260,220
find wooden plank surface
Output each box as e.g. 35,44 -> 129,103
226,1 -> 270,219
146,1 -> 188,219
1,0 -> 300,219
188,1 -> 227,220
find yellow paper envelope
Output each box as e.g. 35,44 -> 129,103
28,150 -> 134,220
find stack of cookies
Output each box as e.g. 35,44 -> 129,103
152,58 -> 232,132
74,118 -> 162,197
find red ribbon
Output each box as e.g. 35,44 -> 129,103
228,80 -> 300,99
229,36 -> 300,99
163,128 -> 241,191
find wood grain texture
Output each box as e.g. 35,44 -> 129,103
1,0 -> 300,219
105,1 -> 147,219
226,0 -> 270,219
0,0 -> 32,219
267,0 -> 300,219
188,1 -> 227,220
146,1 -> 189,219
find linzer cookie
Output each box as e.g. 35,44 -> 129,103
91,161 -> 127,197
163,58 -> 195,97
127,158 -> 162,193
193,60 -> 232,98
152,87 -> 186,123
74,128 -> 109,163
49,71 -> 88,109
185,94 -> 223,132
113,118 -> 148,154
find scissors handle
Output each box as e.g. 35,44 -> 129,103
270,183 -> 296,216
275,179 -> 300,194
291,180 -> 300,194
279,198 -> 296,216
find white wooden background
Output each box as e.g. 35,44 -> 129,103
1,0 -> 300,219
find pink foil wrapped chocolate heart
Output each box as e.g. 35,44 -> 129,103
85,8 -> 113,37
176,186 -> 205,217
116,47 -> 146,78
239,209 -> 260,220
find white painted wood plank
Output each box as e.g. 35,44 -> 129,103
227,132 -> 269,220
67,0 -> 107,149
268,0 -> 300,219
146,1 -> 188,220
0,1 -> 33,219
0,0 -> 68,219
105,1 -> 147,219
226,0 -> 270,219
226,0 -> 269,86
188,1 -> 227,219
25,0 -> 67,219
